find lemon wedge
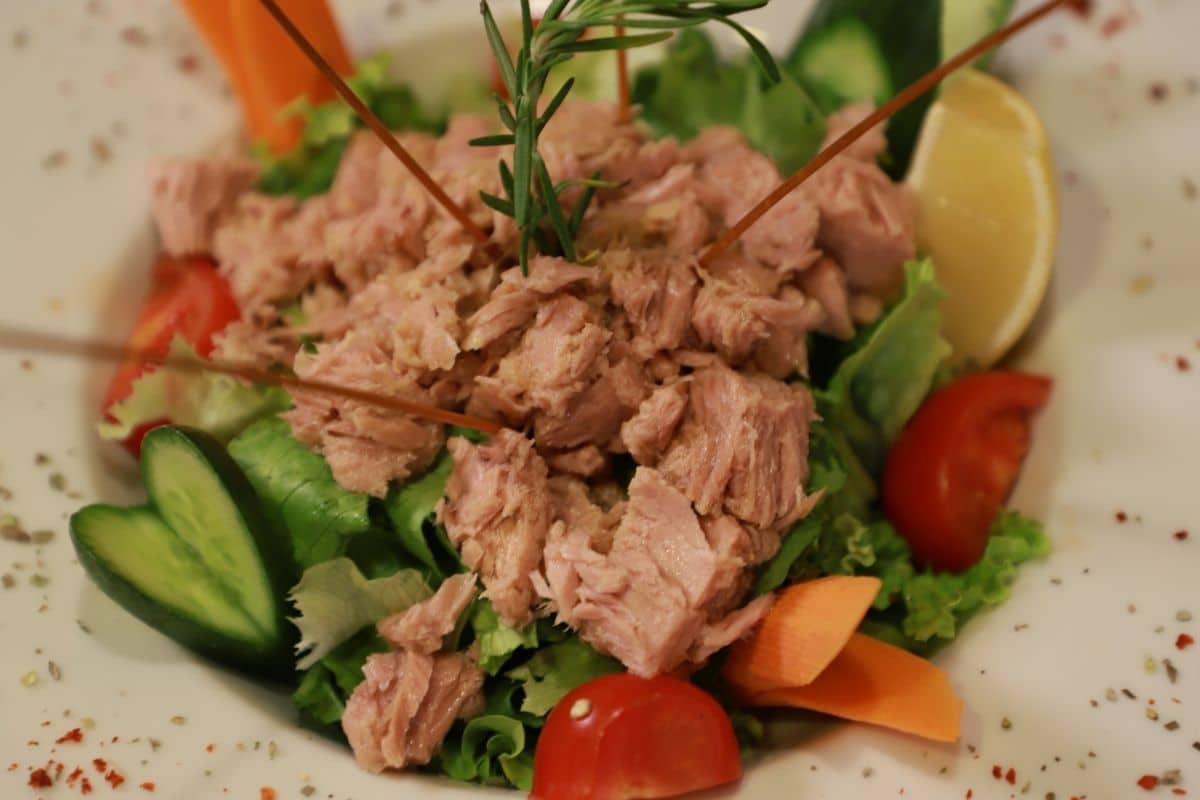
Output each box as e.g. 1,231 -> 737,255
906,69 -> 1058,367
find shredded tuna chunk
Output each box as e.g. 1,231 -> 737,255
149,157 -> 260,257
342,650 -> 483,773
536,468 -> 774,677
377,573 -> 478,653
606,248 -> 698,356
656,364 -> 818,529
621,382 -> 689,466
464,258 -> 595,351
438,431 -> 552,626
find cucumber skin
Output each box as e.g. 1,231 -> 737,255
70,506 -> 293,679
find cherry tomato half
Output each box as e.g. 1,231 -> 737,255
530,674 -> 742,800
881,371 -> 1052,573
102,255 -> 240,454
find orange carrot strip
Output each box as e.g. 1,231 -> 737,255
176,0 -> 276,141
723,576 -> 882,695
228,0 -> 354,153
744,633 -> 964,743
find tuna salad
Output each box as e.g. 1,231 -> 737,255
70,0 -> 1059,797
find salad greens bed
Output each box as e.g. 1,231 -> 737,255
73,0 -> 1047,791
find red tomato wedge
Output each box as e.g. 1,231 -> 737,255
531,674 -> 742,800
882,371 -> 1052,572
102,255 -> 240,454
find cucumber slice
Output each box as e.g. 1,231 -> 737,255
942,0 -> 1015,68
789,18 -> 894,114
71,505 -> 287,672
70,426 -> 293,676
787,0 -> 941,178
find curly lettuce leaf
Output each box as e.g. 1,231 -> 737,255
633,29 -> 826,174
897,511 -> 1050,644
506,637 -> 622,717
98,338 -> 291,444
440,714 -> 532,790
229,417 -> 371,570
817,258 -> 951,474
289,558 -> 431,669
472,600 -> 539,676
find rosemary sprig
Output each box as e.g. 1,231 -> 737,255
476,0 -> 778,271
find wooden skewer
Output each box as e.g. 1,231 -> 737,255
255,0 -> 497,255
699,0 -> 1075,268
0,326 -> 504,436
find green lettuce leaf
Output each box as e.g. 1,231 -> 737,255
897,511 -> 1050,644
506,638 -> 622,717
471,600 -> 539,676
440,714 -> 533,790
257,55 -> 446,199
98,338 -> 291,444
383,451 -> 461,581
229,417 -> 371,570
289,558 -> 431,669
817,258 -> 951,474
292,629 -> 389,726
633,29 -> 826,174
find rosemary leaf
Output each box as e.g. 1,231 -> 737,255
470,134 -> 517,147
536,156 -> 576,262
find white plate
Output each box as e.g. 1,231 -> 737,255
2,1 -> 1198,798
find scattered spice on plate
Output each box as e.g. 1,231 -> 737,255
1,574 -> 14,589
1129,275 -> 1155,294
300,787 -> 315,798
1162,770 -> 1182,786
1146,657 -> 1159,674
31,529 -> 55,544
1007,768 -> 1017,785
1148,82 -> 1170,102
1139,775 -> 1160,790
93,758 -> 107,772
1164,659 -> 1179,684
21,670 -> 39,687
1178,611 -> 1193,622
1116,511 -> 1129,523
1002,717 -> 1013,730
57,728 -> 83,744
1147,707 -> 1160,721
1124,689 -> 1139,700
120,26 -> 149,46
1106,688 -> 1119,702
28,767 -> 53,788
169,716 -> 186,726
1178,356 -> 1193,373
1185,179 -> 1198,201
260,788 -> 276,800
90,138 -> 112,164
1165,721 -> 1181,731
139,781 -> 156,792
1177,634 -> 1195,651
1177,530 -> 1191,541
105,768 -> 126,788
862,767 -> 874,778
30,573 -> 49,587
41,151 -> 69,171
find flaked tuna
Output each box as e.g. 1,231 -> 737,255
150,157 -> 260,257
438,431 -> 552,626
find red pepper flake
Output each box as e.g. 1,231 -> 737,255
1175,530 -> 1190,541
81,776 -> 94,794
1177,356 -> 1191,372
1116,511 -> 1128,523
1172,790 -> 1187,797
1149,82 -> 1170,102
56,727 -> 84,744
105,769 -> 125,788
1139,775 -> 1160,790
1177,633 -> 1195,650
29,768 -> 53,788
7,762 -> 18,772
67,766 -> 84,784
92,758 -> 107,773
993,765 -> 1003,779
206,743 -> 215,753
260,788 -> 277,800
1006,768 -> 1017,786
140,781 -> 156,792
966,791 -> 974,799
